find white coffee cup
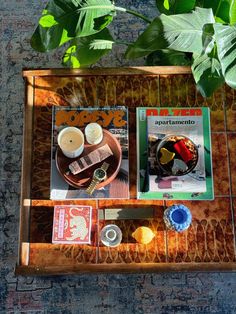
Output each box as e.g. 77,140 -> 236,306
57,127 -> 84,158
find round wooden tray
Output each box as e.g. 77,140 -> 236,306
56,129 -> 122,189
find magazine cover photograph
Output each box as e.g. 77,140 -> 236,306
50,106 -> 129,200
137,107 -> 214,200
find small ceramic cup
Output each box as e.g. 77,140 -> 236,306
163,204 -> 192,232
57,127 -> 84,158
85,123 -> 103,145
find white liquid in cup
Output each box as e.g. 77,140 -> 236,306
57,127 -> 84,158
85,123 -> 103,145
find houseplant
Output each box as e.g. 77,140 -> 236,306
31,0 -> 236,97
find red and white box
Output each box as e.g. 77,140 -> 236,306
52,205 -> 92,244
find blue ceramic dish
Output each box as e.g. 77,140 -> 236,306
164,204 -> 192,232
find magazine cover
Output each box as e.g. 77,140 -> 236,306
52,205 -> 92,244
50,106 -> 129,199
137,107 -> 214,200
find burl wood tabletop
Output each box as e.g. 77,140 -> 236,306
19,68 -> 236,273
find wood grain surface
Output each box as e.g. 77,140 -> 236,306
17,67 -> 236,274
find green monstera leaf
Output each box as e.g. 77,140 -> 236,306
156,0 -> 196,14
126,7 -> 215,59
157,0 -> 236,24
214,23 -> 236,89
146,49 -> 191,66
31,12 -> 72,52
161,7 -> 215,53
196,0 -> 236,24
192,53 -> 225,97
125,17 -> 168,59
62,28 -> 114,67
31,0 -> 115,52
230,0 -> 236,25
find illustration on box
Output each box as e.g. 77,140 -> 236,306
52,205 -> 92,244
137,107 -> 214,200
50,106 -> 129,200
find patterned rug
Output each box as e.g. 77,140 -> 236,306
1,1 -> 236,313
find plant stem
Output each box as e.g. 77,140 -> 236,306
215,0 -> 222,18
115,6 -> 152,23
115,40 -> 130,46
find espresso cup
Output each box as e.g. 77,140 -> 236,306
57,127 -> 84,158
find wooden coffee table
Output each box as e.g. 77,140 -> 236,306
16,67 -> 236,275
